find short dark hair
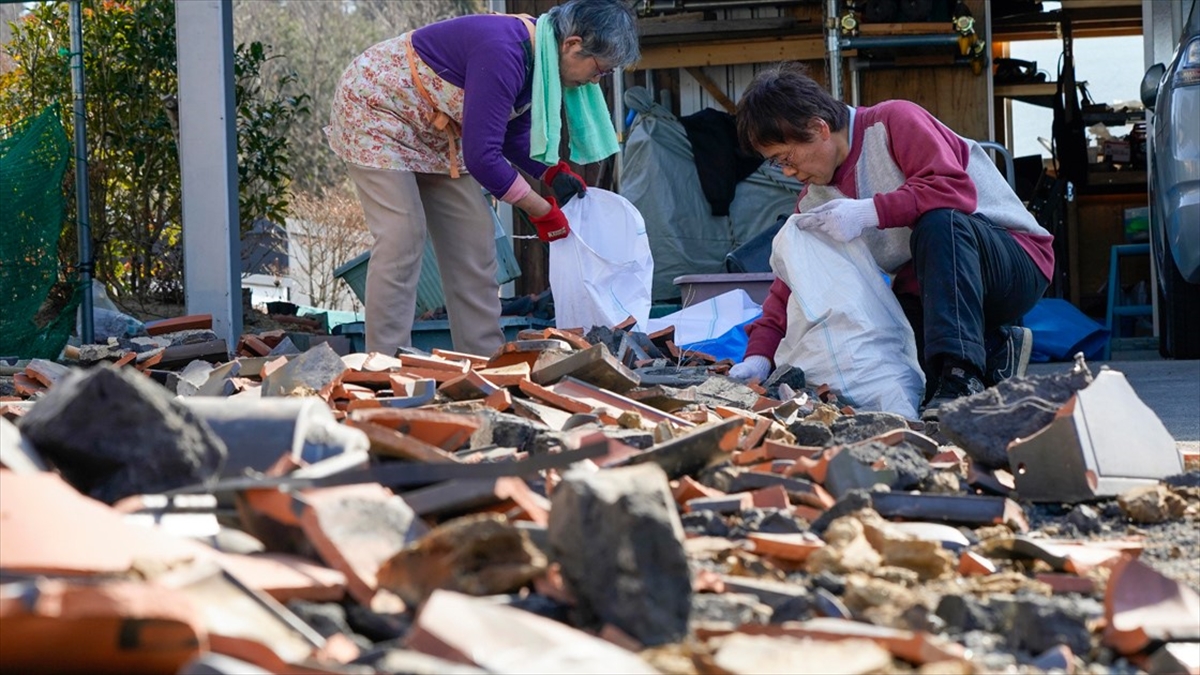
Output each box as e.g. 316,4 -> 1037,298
736,62 -> 849,154
549,0 -> 641,68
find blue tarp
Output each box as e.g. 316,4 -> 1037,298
1023,298 -> 1109,362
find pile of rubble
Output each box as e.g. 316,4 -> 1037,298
1,316 -> 1198,674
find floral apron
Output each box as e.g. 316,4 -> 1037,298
326,17 -> 536,177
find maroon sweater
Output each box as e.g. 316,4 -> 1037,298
744,100 -> 1055,363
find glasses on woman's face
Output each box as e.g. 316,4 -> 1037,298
590,56 -> 615,77
766,147 -> 795,171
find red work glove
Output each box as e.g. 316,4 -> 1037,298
530,197 -> 570,242
542,160 -> 587,205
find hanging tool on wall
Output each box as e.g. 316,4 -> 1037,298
952,2 -> 987,74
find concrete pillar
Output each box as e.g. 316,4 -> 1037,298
175,0 -> 241,349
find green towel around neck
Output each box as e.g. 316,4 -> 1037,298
530,14 -> 619,166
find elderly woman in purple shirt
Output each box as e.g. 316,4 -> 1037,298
326,0 -> 639,357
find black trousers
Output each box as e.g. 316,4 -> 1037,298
897,208 -> 1048,396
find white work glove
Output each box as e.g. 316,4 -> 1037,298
729,355 -> 772,382
793,198 -> 880,242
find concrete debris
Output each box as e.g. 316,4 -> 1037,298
15,364 -> 227,503
1008,369 -> 1184,502
1,323 -> 1194,674
1117,483 -> 1189,523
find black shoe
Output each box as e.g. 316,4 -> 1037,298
985,325 -> 1033,386
920,365 -> 986,421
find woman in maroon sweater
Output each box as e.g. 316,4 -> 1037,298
729,63 -> 1053,420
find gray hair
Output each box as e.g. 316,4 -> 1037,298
548,0 -> 641,68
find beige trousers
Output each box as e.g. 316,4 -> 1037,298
346,163 -> 504,357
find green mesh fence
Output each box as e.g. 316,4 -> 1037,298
0,105 -> 78,359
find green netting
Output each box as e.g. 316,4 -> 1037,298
0,105 -> 78,359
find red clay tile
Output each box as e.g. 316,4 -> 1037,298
348,408 -> 482,451
11,373 -> 47,396
714,618 -> 968,666
430,348 -> 490,368
400,354 -> 470,373
1036,573 -> 1097,595
739,417 -> 774,451
298,484 -> 428,607
240,487 -> 304,526
793,505 -> 825,523
1104,555 -> 1200,655
482,388 -> 513,412
518,379 -> 595,415
145,313 -> 213,335
437,370 -> 498,401
406,590 -> 658,671
732,447 -> 769,467
340,370 -> 395,386
0,471 -> 209,576
671,475 -> 726,505
344,418 -> 459,463
0,577 -> 206,674
763,440 -> 825,461
957,550 -> 998,576
220,551 -> 347,603
476,362 -> 532,387
747,532 -> 825,562
749,484 -> 791,510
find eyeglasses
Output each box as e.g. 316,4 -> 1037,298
766,148 -> 794,171
591,56 -> 615,77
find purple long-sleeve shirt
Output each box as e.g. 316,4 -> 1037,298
412,14 -> 551,201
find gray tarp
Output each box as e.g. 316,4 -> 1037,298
619,86 -> 803,302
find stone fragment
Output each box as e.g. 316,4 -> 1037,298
377,513 -> 547,607
810,489 -> 874,535
842,574 -> 920,628
617,417 -> 742,479
1005,595 -> 1098,656
938,366 -> 1092,469
1117,484 -> 1187,523
469,410 -> 547,454
548,463 -> 691,646
260,342 -> 346,398
1066,503 -> 1102,534
16,365 -> 226,503
935,594 -> 1001,634
737,508 -> 808,535
805,517 -> 883,576
680,510 -> 731,538
711,633 -> 891,675
692,376 -> 760,410
690,592 -> 772,627
787,420 -> 833,447
829,411 -> 910,445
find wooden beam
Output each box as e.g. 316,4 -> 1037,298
633,35 -> 827,71
685,67 -> 737,114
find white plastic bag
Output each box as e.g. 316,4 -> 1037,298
550,189 -> 654,331
771,217 -> 924,419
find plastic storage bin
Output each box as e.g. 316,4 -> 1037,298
673,273 -> 775,307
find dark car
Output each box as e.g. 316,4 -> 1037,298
1141,0 -> 1200,359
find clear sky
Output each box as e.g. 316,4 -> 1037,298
1007,34 -> 1149,159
